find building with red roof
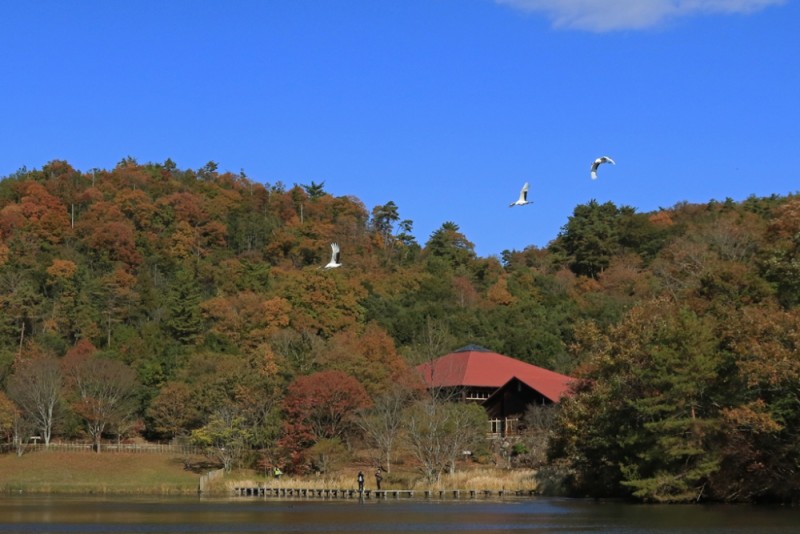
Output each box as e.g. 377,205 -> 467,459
415,344 -> 575,436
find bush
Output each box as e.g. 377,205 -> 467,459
307,438 -> 349,474
511,443 -> 529,456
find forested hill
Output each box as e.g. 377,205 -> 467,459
2,159 -> 800,502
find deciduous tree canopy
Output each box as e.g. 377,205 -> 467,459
0,160 -> 798,501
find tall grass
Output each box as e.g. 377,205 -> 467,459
413,468 -> 538,492
221,468 -> 538,494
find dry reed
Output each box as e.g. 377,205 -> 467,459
221,468 -> 538,494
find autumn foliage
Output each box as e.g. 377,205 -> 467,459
0,160 -> 799,502
280,370 -> 371,458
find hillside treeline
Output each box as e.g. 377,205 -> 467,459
0,159 -> 798,503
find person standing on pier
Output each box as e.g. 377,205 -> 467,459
375,468 -> 383,490
357,471 -> 365,492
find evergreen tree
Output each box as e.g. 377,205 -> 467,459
302,181 -> 327,200
165,269 -> 204,345
425,222 -> 475,270
553,200 -> 625,277
549,300 -> 724,502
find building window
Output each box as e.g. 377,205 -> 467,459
488,417 -> 520,437
489,418 -> 503,435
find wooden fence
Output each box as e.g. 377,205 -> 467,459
199,469 -> 225,494
1,441 -> 200,456
233,486 -> 536,499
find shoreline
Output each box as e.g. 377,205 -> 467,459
0,449 -> 540,498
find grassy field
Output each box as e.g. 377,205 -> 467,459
0,450 -> 202,495
1,449 -> 540,496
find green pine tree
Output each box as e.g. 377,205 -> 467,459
166,269 -> 204,345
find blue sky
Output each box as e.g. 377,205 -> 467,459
2,0 -> 797,257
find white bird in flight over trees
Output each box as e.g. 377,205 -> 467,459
324,242 -> 341,269
590,156 -> 615,180
509,182 -> 532,207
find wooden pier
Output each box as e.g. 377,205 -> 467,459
233,486 -> 536,499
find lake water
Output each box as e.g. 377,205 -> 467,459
0,495 -> 798,533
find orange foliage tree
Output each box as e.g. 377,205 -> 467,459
319,323 -> 407,397
200,292 -> 291,351
280,370 -> 371,469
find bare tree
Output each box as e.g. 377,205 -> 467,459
111,413 -> 143,445
11,410 -> 35,457
441,402 -> 486,475
517,404 -> 558,467
7,355 -> 62,446
402,397 -> 485,483
356,383 -> 415,474
403,316 -> 455,367
66,356 -> 138,452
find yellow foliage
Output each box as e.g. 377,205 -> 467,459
46,258 -> 78,279
486,275 -> 516,306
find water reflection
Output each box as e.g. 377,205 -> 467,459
0,495 -> 797,534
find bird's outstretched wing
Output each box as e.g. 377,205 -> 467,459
590,156 -> 615,180
509,182 -> 531,207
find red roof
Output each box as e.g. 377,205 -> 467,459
415,345 -> 574,403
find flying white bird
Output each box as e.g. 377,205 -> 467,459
324,242 -> 341,269
590,156 -> 615,180
509,182 -> 532,207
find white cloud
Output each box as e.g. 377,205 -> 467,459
496,0 -> 786,32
